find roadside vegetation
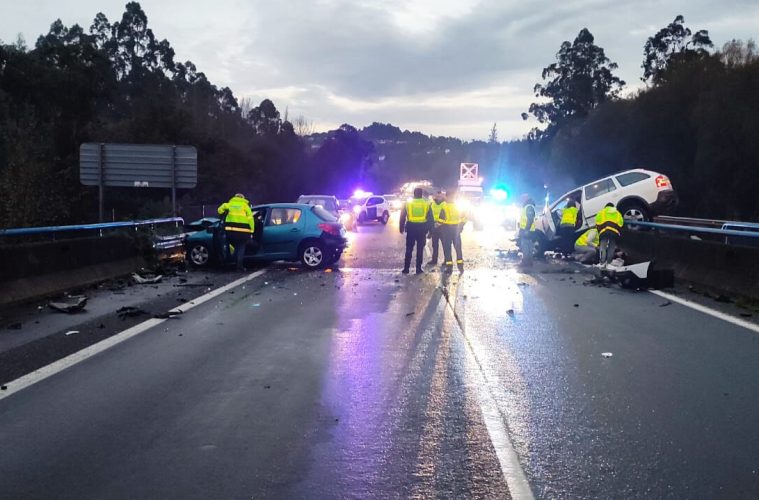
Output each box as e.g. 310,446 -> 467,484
1,5 -> 756,226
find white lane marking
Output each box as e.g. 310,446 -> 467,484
649,289 -> 759,334
0,270 -> 267,401
449,310 -> 534,500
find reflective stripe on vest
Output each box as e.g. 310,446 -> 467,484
561,206 -> 578,227
219,196 -> 255,233
595,207 -> 623,236
406,199 -> 429,223
430,202 -> 445,222
442,202 -> 462,225
519,205 -> 536,231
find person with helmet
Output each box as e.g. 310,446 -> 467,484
518,197 -> 538,266
217,193 -> 255,271
426,191 -> 446,267
399,187 -> 434,274
440,189 -> 466,273
573,227 -> 599,264
595,202 -> 624,265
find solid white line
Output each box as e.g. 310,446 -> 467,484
649,289 -> 759,334
443,298 -> 534,499
0,270 -> 267,401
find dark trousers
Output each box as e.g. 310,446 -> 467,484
227,231 -> 251,270
429,226 -> 442,264
404,223 -> 427,272
558,225 -> 576,254
442,224 -> 463,268
599,231 -> 619,264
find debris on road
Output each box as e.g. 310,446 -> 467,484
7,322 -> 22,330
116,306 -> 148,319
507,309 -> 515,316
1,385 -> 7,390
49,295 -> 87,314
574,304 -> 580,308
131,272 -> 163,285
406,312 -> 415,317
659,301 -> 672,307
601,352 -> 613,358
174,283 -> 214,287
153,310 -> 183,319
64,330 -> 79,336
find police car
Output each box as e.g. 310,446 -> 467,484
351,194 -> 391,225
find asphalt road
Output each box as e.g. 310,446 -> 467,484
2,213 -> 759,499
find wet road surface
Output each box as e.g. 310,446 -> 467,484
2,214 -> 759,498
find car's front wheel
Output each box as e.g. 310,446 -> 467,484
188,243 -> 211,267
380,211 -> 390,225
300,241 -> 326,269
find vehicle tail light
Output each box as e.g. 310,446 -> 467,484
655,175 -> 670,188
318,223 -> 341,235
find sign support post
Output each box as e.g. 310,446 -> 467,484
98,143 -> 105,223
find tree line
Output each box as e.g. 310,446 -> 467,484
0,2 -> 379,227
1,6 -> 757,227
519,16 -> 759,220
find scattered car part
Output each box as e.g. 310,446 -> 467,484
49,295 -> 88,313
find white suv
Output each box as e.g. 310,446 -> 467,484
351,195 -> 391,225
537,169 -> 677,240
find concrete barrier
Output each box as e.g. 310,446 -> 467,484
0,234 -> 147,308
619,230 -> 759,299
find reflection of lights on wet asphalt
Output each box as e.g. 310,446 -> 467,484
445,269 -> 534,496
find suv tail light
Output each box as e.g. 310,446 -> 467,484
655,175 -> 670,189
318,223 -> 341,235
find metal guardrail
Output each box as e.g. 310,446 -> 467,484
627,220 -> 759,239
653,215 -> 728,228
0,217 -> 184,238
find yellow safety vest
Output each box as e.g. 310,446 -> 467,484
560,206 -> 578,227
595,206 -> 624,236
519,204 -> 536,232
575,228 -> 599,247
442,202 -> 464,225
430,201 -> 445,223
406,198 -> 430,223
217,196 -> 255,233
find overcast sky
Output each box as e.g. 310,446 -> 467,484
2,0 -> 757,140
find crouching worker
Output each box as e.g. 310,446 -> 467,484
573,227 -> 599,264
218,193 -> 255,271
595,202 -> 624,265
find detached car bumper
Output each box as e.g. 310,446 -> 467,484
650,190 -> 678,215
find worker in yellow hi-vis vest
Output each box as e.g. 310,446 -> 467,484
427,191 -> 446,267
440,189 -> 466,273
217,193 -> 255,271
399,187 -> 433,274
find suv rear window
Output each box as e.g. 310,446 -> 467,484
615,172 -> 650,187
584,178 -> 617,200
312,206 -> 338,222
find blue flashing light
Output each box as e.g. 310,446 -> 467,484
490,187 -> 508,202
